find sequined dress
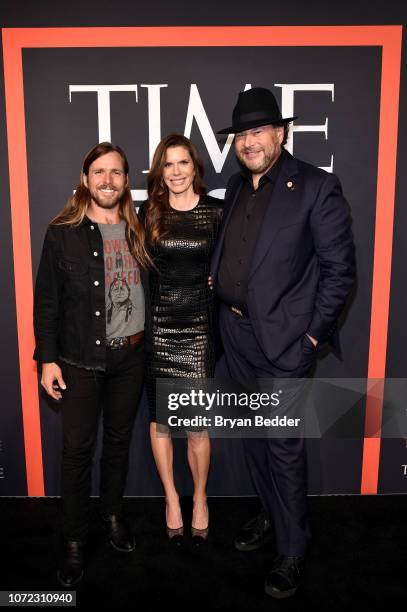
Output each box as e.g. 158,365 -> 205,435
140,195 -> 223,422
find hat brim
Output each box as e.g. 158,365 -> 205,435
217,116 -> 297,135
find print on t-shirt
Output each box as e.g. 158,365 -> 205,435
98,221 -> 144,339
107,274 -> 134,326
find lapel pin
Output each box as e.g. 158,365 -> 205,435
286,180 -> 295,190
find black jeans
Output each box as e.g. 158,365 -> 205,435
59,341 -> 144,540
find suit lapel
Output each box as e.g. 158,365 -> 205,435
248,151 -> 299,280
211,177 -> 243,276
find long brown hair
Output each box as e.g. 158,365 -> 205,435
145,134 -> 206,243
51,142 -> 151,268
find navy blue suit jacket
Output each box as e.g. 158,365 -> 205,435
211,151 -> 356,372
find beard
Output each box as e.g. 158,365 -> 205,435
89,184 -> 124,209
237,151 -> 273,174
236,145 -> 281,176
93,199 -> 120,210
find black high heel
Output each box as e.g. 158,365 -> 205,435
191,501 -> 209,546
166,524 -> 184,546
165,500 -> 184,546
191,525 -> 209,545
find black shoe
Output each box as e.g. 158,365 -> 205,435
57,540 -> 84,588
102,514 -> 135,552
166,525 -> 184,546
264,555 -> 305,599
191,526 -> 209,546
234,512 -> 272,551
165,499 -> 184,546
191,501 -> 209,546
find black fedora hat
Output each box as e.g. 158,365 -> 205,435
217,87 -> 297,134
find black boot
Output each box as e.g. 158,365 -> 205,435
102,514 -> 135,552
57,540 -> 84,588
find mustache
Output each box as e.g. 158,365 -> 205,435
242,148 -> 261,154
98,184 -> 118,190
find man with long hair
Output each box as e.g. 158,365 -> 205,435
34,142 -> 150,587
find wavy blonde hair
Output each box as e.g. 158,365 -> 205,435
51,142 -> 151,268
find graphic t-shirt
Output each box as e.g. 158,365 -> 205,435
97,220 -> 144,339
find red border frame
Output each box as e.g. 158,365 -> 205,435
1,26 -> 402,496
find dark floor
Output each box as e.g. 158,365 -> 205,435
1,496 -> 406,609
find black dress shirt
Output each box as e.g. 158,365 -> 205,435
217,152 -> 284,308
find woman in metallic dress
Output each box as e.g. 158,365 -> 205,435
139,134 -> 222,544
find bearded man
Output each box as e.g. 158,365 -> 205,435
212,88 -> 355,598
34,142 -> 150,586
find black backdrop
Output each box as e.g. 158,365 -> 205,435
0,0 -> 406,497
